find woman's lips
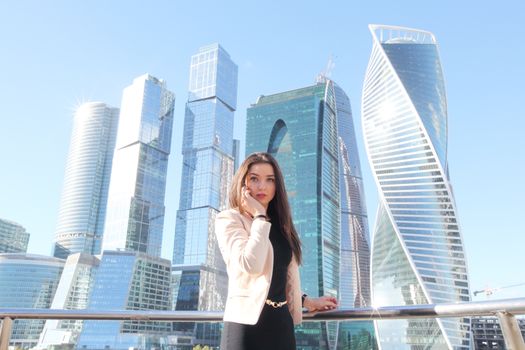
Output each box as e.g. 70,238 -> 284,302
256,193 -> 266,199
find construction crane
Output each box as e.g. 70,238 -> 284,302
473,282 -> 525,297
315,55 -> 335,83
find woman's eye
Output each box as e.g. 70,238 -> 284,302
250,177 -> 258,182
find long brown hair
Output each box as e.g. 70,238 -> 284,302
229,152 -> 302,265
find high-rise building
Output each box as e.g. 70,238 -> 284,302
0,254 -> 64,349
102,74 -> 175,257
74,74 -> 174,349
328,78 -> 377,349
170,44 -> 237,348
472,317 -> 525,349
53,102 -> 119,259
328,78 -> 371,309
77,251 -> 171,350
362,24 -> 471,349
232,138 -> 241,171
246,80 -> 342,349
0,218 -> 29,253
36,253 -> 99,349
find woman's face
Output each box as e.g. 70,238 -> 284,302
245,162 -> 276,208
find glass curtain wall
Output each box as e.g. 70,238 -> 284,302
362,24 -> 471,349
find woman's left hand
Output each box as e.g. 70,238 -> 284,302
304,295 -> 338,312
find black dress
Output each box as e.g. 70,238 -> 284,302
220,219 -> 296,350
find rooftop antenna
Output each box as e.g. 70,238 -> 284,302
316,54 -> 335,83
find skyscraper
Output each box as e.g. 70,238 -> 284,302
246,80 -> 342,349
53,102 -> 119,259
362,24 -> 471,349
102,74 -> 175,257
0,218 -> 29,253
329,79 -> 377,349
0,254 -> 64,349
232,138 -> 241,171
76,74 -> 175,349
172,44 -> 237,322
329,79 -> 371,309
472,317 -> 525,349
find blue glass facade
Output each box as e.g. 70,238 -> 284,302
77,251 -> 171,349
232,138 -> 240,171
37,253 -> 99,348
362,25 -> 471,349
331,81 -> 377,349
0,218 -> 29,253
73,75 -> 174,349
0,254 -> 64,349
171,43 -> 237,349
53,102 -> 119,258
332,82 -> 371,309
102,74 -> 175,257
246,81 -> 341,349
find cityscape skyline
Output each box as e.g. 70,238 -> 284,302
1,0 -> 524,305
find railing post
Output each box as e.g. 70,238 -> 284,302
496,311 -> 525,350
0,317 -> 13,350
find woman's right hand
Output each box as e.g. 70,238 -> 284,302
304,295 -> 338,312
241,186 -> 266,217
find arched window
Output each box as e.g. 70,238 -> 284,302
267,119 -> 288,154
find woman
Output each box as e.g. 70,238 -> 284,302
215,152 -> 338,350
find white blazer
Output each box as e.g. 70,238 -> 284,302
215,208 -> 303,325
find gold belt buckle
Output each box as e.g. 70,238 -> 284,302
265,299 -> 287,308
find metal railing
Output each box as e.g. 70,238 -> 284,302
2,297 -> 525,350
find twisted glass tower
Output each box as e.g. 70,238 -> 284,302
362,25 -> 471,349
53,102 -> 119,258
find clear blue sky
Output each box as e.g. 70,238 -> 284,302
1,1 -> 524,301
